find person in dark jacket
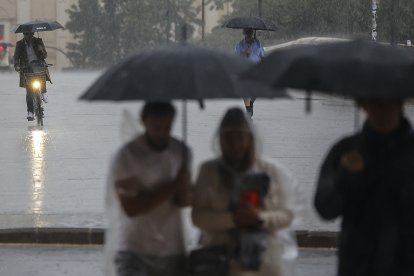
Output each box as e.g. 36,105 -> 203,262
314,98 -> 414,276
14,32 -> 51,121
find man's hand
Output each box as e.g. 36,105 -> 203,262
174,166 -> 192,207
14,65 -> 20,72
340,149 -> 364,173
233,204 -> 260,227
241,49 -> 251,58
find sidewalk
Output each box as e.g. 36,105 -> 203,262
0,245 -> 336,276
0,228 -> 338,248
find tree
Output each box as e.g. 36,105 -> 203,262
377,0 -> 414,43
66,0 -> 109,68
204,0 -> 386,48
115,0 -> 199,56
66,0 -> 200,68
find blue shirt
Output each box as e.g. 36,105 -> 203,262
235,38 -> 265,63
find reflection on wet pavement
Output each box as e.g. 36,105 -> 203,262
26,126 -> 47,226
1,72 -> 414,231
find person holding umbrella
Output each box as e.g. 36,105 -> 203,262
13,20 -> 62,121
235,28 -> 265,118
241,39 -> 414,276
14,32 -> 51,120
107,102 -> 192,276
79,44 -> 288,276
314,98 -> 414,276
223,16 -> 277,118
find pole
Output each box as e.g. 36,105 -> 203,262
180,24 -> 188,44
372,0 -> 378,41
390,0 -> 397,45
258,0 -> 263,17
201,0 -> 205,42
166,0 -> 170,43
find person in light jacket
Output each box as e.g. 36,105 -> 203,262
192,107 -> 294,276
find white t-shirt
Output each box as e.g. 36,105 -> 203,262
109,135 -> 190,257
25,41 -> 38,63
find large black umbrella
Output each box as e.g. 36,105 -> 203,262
80,46 -> 286,101
222,16 -> 277,31
80,45 -> 287,150
242,39 -> 414,98
13,20 -> 63,33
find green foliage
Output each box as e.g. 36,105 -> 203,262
66,0 -> 199,68
377,0 -> 414,43
66,0 -> 414,67
206,0 -> 414,48
66,0 -> 109,68
116,0 -> 199,56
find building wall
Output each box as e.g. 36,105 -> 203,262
0,0 -> 16,43
194,1 -> 232,40
0,0 -> 77,70
204,1 -> 232,34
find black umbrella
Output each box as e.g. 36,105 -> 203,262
13,20 -> 64,33
80,45 -> 287,151
80,46 -> 286,101
222,16 -> 277,31
242,39 -> 414,99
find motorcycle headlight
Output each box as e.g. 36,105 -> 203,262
32,80 -> 41,89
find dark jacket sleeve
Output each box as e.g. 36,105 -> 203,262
13,41 -> 23,67
314,142 -> 345,219
314,137 -> 364,220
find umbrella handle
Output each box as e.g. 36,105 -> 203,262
198,99 -> 205,109
182,100 -> 188,166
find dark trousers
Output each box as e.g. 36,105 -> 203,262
26,88 -> 34,113
25,84 -> 46,113
114,251 -> 187,276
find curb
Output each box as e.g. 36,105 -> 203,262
0,228 -> 104,245
296,230 -> 338,248
0,228 -> 338,248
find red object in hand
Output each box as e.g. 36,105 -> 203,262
241,191 -> 259,208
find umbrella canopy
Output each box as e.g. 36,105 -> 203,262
0,41 -> 14,47
13,20 -> 63,33
80,45 -> 287,101
222,16 -> 277,31
242,39 -> 414,98
264,37 -> 349,54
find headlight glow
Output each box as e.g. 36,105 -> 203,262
32,80 -> 41,89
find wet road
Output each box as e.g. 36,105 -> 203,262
0,245 -> 336,276
1,71 -> 414,231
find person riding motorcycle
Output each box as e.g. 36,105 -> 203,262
14,32 -> 51,121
